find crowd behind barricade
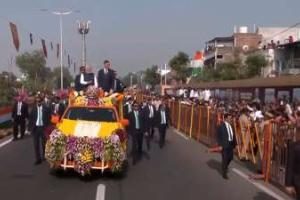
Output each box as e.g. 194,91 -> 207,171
167,88 -> 300,199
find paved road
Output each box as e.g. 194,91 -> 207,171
0,128 -> 292,200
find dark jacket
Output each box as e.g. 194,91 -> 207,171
12,101 -> 28,119
85,73 -> 96,87
155,107 -> 170,128
142,104 -> 156,120
75,73 -> 84,91
97,68 -> 114,92
128,110 -> 144,132
114,78 -> 126,93
51,102 -> 66,117
217,121 -> 237,149
124,103 -> 132,119
28,105 -> 51,130
286,141 -> 300,187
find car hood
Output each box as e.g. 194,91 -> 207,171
57,119 -> 121,138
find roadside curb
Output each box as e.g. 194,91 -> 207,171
0,128 -> 12,140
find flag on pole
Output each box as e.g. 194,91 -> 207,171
74,62 -> 76,74
29,33 -> 33,45
56,44 -> 59,58
68,54 -> 70,68
9,22 -> 20,51
41,39 -> 47,58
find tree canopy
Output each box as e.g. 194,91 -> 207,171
144,65 -> 160,88
169,52 -> 191,82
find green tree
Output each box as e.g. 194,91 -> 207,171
245,54 -> 268,78
169,51 -> 191,82
0,72 -> 18,106
16,50 -> 52,91
122,72 -> 138,87
144,65 -> 160,88
16,50 -> 47,80
52,67 -> 74,89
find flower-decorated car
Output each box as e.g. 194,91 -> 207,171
45,86 -> 128,176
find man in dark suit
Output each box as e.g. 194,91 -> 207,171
97,60 -> 114,94
141,98 -> 156,150
12,96 -> 29,140
217,112 -> 237,179
124,97 -> 133,119
286,136 -> 300,199
156,101 -> 170,148
51,96 -> 65,119
128,101 -> 144,165
75,66 -> 91,91
29,96 -> 51,165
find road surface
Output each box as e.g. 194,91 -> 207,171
0,128 -> 292,200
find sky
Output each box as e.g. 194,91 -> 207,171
0,0 -> 299,76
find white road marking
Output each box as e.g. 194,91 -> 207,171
0,137 -> 12,149
172,128 -> 189,140
232,168 -> 290,200
96,184 -> 106,200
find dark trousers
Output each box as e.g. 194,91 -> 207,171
148,118 -> 155,138
32,126 -> 46,162
131,129 -> 143,161
221,147 -> 234,175
13,116 -> 26,139
158,125 -> 167,147
294,175 -> 300,200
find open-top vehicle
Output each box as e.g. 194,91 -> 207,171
45,88 -> 128,176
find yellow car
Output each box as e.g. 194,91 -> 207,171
45,91 -> 128,176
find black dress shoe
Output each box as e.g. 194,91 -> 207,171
222,173 -> 229,179
34,160 -> 42,165
12,138 -> 18,141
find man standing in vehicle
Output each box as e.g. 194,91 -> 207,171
97,60 -> 114,95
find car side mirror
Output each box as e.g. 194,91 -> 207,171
120,119 -> 129,127
51,115 -> 60,124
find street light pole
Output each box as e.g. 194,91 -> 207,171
59,14 -> 63,90
78,21 -> 91,67
52,11 -> 73,90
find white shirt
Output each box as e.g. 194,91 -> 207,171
36,106 -> 43,126
149,105 -> 154,118
17,102 -> 22,116
54,103 -> 59,114
161,110 -> 166,124
104,68 -> 108,74
225,122 -> 233,141
134,111 -> 140,129
80,73 -> 88,85
94,75 -> 98,88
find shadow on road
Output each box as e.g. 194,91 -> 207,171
48,161 -> 129,182
206,159 -> 222,176
253,192 -> 277,200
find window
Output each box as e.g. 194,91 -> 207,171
63,107 -> 117,122
293,88 -> 300,101
277,90 -> 290,102
265,88 -> 275,102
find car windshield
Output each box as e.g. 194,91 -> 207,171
63,107 -> 117,122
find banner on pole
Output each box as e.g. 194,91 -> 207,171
29,33 -> 33,45
57,44 -> 60,58
9,22 -> 20,51
41,39 -> 47,58
68,54 -> 70,68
